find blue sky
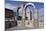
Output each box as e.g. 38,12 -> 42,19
5,1 -> 44,17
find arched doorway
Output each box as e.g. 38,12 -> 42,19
25,5 -> 32,20
22,3 -> 35,27
17,7 -> 22,20
24,3 -> 35,20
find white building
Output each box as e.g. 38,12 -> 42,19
17,3 -> 44,28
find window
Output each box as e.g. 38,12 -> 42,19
17,16 -> 22,20
25,17 -> 28,20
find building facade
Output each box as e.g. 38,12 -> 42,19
5,3 -> 44,29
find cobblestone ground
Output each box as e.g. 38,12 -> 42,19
5,26 -> 44,31
5,21 -> 44,31
5,26 -> 35,31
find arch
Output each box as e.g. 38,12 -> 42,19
24,3 -> 35,9
17,7 -> 21,16
24,3 -> 35,12
24,3 -> 35,20
17,7 -> 22,20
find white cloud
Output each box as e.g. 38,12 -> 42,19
5,3 -> 18,12
6,3 -> 13,9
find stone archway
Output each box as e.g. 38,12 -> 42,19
24,3 -> 35,20
25,5 -> 32,20
22,3 -> 35,27
17,7 -> 21,17
17,7 -> 22,20
17,7 -> 23,26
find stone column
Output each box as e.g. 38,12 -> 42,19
33,9 -> 39,28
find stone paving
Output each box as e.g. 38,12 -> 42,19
5,26 -> 34,31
